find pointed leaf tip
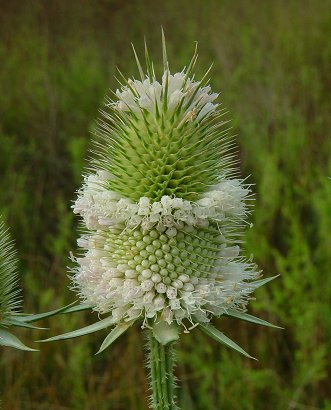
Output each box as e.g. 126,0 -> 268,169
0,329 -> 38,352
161,27 -> 168,71
15,301 -> 77,323
225,310 -> 283,329
95,320 -> 135,355
252,275 -> 280,289
15,301 -> 91,325
131,43 -> 145,81
199,323 -> 256,360
38,315 -> 117,343
61,303 -> 94,315
1,318 -> 47,330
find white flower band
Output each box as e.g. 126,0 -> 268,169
73,171 -> 252,232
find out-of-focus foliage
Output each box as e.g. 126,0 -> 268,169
0,0 -> 330,409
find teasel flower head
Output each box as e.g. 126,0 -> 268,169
0,215 -> 80,351
69,37 -> 277,350
0,216 -> 21,320
0,215 -> 39,351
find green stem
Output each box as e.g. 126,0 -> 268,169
148,331 -> 177,410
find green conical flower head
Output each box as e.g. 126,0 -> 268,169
0,216 -> 20,319
72,40 -> 260,330
97,69 -> 230,202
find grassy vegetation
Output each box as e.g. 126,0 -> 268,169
0,0 -> 330,408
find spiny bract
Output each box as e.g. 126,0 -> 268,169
72,42 -> 261,331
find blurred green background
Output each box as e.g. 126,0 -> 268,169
0,0 -> 330,409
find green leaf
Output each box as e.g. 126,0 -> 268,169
152,320 -> 180,345
39,315 -> 117,342
161,27 -> 168,71
96,320 -> 135,355
131,43 -> 145,81
199,323 -> 256,360
61,303 -> 93,315
1,318 -> 47,330
0,329 -> 37,351
15,302 -> 77,323
252,275 -> 279,289
225,310 -> 283,329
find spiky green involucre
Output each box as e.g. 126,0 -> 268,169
0,216 -> 21,320
72,46 -> 261,333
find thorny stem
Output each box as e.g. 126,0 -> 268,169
148,331 -> 177,410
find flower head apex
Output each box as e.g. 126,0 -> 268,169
115,71 -> 219,123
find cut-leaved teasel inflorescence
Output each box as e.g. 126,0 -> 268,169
0,216 -> 21,321
44,33 -> 278,409
0,215 -> 38,351
0,215 -> 81,352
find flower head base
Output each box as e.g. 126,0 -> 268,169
72,42 -> 262,333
